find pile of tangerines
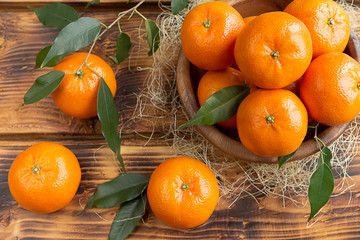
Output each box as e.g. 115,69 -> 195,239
181,0 -> 360,157
7,0 -> 360,234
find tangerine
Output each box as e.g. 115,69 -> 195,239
243,16 -> 256,24
197,67 -> 254,129
147,156 -> 219,229
181,1 -> 245,70
237,89 -> 308,157
284,0 -> 350,58
8,142 -> 81,213
234,11 -> 312,89
300,52 -> 360,126
52,52 -> 117,119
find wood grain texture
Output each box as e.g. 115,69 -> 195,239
0,135 -> 359,240
0,0 -> 159,2
0,1 -> 360,240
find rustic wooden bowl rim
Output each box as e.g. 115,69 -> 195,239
176,18 -> 360,164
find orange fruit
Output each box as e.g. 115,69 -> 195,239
8,142 -> 81,213
243,16 -> 256,24
234,11 -> 312,89
237,89 -> 308,157
283,78 -> 301,95
197,67 -> 254,129
147,156 -> 219,229
300,52 -> 360,126
181,1 -> 245,70
284,0 -> 350,58
52,52 -> 117,119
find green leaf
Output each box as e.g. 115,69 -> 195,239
41,17 -> 101,68
319,146 -> 332,168
35,45 -> 66,69
178,85 -> 250,130
29,3 -> 78,30
111,32 -> 132,64
24,71 -> 65,105
86,0 -> 100,8
97,77 -> 120,154
108,194 -> 147,240
83,173 -> 149,211
145,19 -> 160,56
97,78 -> 125,171
308,162 -> 334,221
171,0 -> 188,15
278,148 -> 298,168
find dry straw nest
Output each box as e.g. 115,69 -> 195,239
121,0 -> 360,213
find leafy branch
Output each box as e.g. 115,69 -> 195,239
177,85 -> 250,130
307,123 -> 334,221
278,123 -> 334,222
24,2 -> 164,239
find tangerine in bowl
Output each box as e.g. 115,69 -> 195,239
176,0 -> 360,163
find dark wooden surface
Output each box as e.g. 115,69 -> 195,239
0,1 -> 360,240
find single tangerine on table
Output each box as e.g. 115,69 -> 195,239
284,0 -> 350,58
8,142 -> 81,213
234,11 -> 312,89
181,1 -> 245,70
237,89 -> 308,157
300,52 -> 360,126
147,156 -> 219,229
197,67 -> 255,129
52,52 -> 117,119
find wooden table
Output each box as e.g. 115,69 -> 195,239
0,1 -> 360,239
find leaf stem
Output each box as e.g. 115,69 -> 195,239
76,0 -> 145,72
117,20 -> 122,33
64,71 -> 77,75
84,62 -> 102,79
101,22 -> 110,29
134,9 -> 147,21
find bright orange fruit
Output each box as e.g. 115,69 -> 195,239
284,0 -> 350,58
147,156 -> 219,229
52,52 -> 117,119
234,11 -> 312,89
237,89 -> 308,157
181,1 -> 245,70
243,16 -> 256,24
8,142 -> 81,213
300,52 -> 360,126
197,67 -> 254,129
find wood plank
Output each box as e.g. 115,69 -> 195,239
0,135 -> 359,239
0,3 -> 178,135
0,1 -> 359,135
0,0 -> 158,3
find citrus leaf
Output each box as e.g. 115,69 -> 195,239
308,162 -> 334,221
145,19 -> 160,56
171,0 -> 188,15
24,71 -> 65,105
35,45 -> 66,69
108,194 -> 147,240
29,3 -> 78,30
116,148 -> 126,175
41,17 -> 101,68
319,146 -> 332,168
86,0 -> 100,8
82,173 -> 149,211
178,85 -> 250,130
97,78 -> 125,172
111,32 -> 132,64
278,148 -> 298,168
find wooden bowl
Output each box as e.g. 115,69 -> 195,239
176,0 -> 360,163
